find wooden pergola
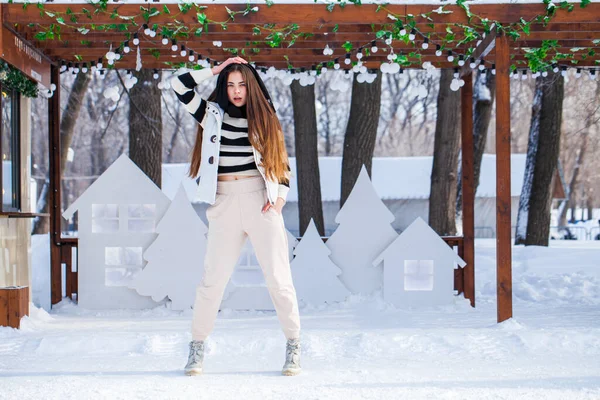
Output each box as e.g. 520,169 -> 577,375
2,1 -> 599,322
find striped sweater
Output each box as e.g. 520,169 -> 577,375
172,69 -> 290,198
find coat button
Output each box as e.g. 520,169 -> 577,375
210,135 -> 217,143
208,156 -> 214,164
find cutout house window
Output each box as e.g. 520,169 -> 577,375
92,204 -> 119,233
127,204 -> 156,232
105,246 -> 143,286
1,88 -> 21,212
404,260 -> 434,291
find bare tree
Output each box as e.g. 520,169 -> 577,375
290,81 -> 325,236
125,69 -> 163,187
515,72 -> 564,246
429,69 -> 461,236
340,71 -> 382,207
32,72 -> 91,234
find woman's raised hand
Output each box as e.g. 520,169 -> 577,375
211,57 -> 248,75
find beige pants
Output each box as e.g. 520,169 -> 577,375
192,176 -> 301,341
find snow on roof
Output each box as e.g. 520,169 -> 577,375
162,153 -> 527,202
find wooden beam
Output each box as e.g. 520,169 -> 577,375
0,287 -> 29,329
5,4 -> 600,25
494,33 -> 513,323
460,26 -> 496,78
49,64 -> 62,307
460,71 -> 475,307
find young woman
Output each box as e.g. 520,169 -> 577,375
172,57 -> 301,376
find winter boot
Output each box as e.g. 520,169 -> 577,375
282,338 -> 301,376
184,340 -> 204,376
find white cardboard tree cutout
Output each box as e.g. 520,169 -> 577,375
130,185 -> 208,310
373,217 -> 466,307
326,165 -> 398,294
220,229 -> 298,310
291,219 -> 350,305
62,154 -> 170,309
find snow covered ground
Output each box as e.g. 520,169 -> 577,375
1,239 -> 600,400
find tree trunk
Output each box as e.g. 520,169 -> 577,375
290,81 -> 325,236
558,81 -> 599,226
457,69 -> 496,214
32,73 -> 91,235
340,71 -> 382,208
128,69 -> 163,187
559,134 -> 587,226
429,69 -> 461,236
515,72 -> 564,246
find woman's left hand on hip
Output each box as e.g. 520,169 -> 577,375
262,197 -> 285,215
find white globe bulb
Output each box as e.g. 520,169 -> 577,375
450,79 -> 460,91
357,73 -> 366,83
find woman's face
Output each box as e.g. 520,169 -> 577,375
227,71 -> 247,107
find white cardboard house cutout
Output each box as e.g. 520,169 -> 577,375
63,154 -> 170,309
220,229 -> 298,310
131,185 -> 208,310
326,165 -> 398,294
291,219 -> 350,306
373,217 -> 466,308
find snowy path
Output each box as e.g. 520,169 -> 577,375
1,240 -> 600,399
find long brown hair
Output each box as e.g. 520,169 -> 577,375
189,64 -> 290,186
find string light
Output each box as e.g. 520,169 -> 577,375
421,37 -> 429,50
399,23 -> 407,36
171,39 -> 178,52
371,40 -> 378,53
491,63 -> 496,75
344,53 -> 351,65
409,28 -> 416,41
521,70 -> 528,80
153,69 -> 159,80
552,63 -> 559,73
334,58 -> 340,69
469,57 -> 476,69
356,49 -> 363,60
180,44 -> 187,57
447,50 -> 454,62
435,44 -> 442,57
458,55 -> 465,66
162,35 -> 169,46
143,24 -> 151,35
133,32 -> 140,46
82,63 -> 88,73
478,58 -> 486,71
561,66 -> 567,76
575,68 -> 582,78
188,50 -> 195,62
123,40 -> 130,53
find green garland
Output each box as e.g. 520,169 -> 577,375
18,0 -> 600,73
0,61 -> 38,98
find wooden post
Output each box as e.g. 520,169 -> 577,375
495,33 -> 513,322
0,286 -> 29,329
49,64 -> 62,306
460,71 -> 475,307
